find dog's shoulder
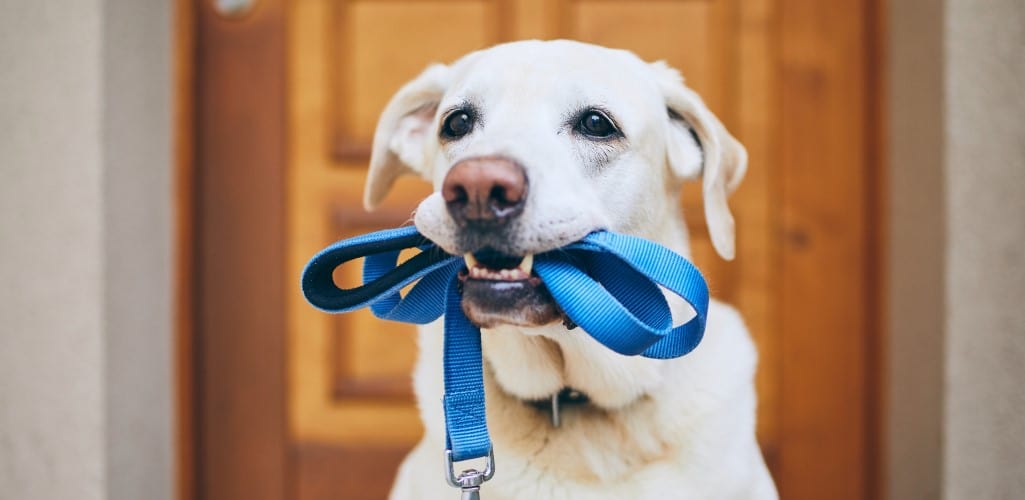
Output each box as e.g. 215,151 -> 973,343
704,298 -> 758,367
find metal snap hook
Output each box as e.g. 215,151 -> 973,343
445,449 -> 495,499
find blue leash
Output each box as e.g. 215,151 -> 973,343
301,226 -> 709,482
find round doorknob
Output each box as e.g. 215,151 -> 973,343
213,0 -> 256,18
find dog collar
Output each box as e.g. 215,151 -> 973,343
524,387 -> 591,428
301,225 -> 709,494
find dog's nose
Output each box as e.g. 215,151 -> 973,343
442,157 -> 527,227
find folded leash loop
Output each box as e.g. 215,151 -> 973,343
300,226 -> 709,468
301,225 -> 458,317
534,255 -> 671,356
569,232 -> 710,359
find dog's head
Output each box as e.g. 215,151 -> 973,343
366,40 -> 745,329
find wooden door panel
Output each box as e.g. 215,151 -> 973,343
568,1 -> 716,97
331,0 -> 508,160
276,0 -> 872,499
288,0 -> 771,497
192,0 -> 877,496
293,443 -> 411,500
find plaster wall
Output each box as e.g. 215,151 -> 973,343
888,1 -> 1025,498
0,1 -> 172,499
942,1 -> 1025,497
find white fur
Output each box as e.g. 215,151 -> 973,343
366,40 -> 777,500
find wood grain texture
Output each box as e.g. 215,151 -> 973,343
195,0 -> 289,499
329,0 -> 507,162
733,0 -> 781,471
778,0 -> 875,498
292,443 -> 412,500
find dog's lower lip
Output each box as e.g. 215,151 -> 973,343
457,270 -> 561,328
456,250 -> 558,327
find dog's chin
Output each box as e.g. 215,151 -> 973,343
458,273 -> 563,328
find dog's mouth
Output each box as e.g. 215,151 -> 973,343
457,249 -> 564,328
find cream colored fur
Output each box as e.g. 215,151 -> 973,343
365,40 -> 777,500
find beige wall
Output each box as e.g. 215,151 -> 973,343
943,0 -> 1025,497
0,2 -> 106,498
0,1 -> 172,500
888,0 -> 1025,498
102,1 -> 173,498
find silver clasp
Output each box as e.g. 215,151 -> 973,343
445,449 -> 495,500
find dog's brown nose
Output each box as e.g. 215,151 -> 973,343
442,157 -> 527,227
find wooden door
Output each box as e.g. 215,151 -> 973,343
189,0 -> 882,499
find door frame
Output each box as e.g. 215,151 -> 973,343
175,0 -> 888,498
174,0 -> 195,499
176,1 -> 290,499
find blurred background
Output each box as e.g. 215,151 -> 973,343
1,0 -> 1022,499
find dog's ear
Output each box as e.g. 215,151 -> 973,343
652,61 -> 747,260
365,64 -> 450,210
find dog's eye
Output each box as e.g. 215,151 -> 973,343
441,110 -> 475,139
576,110 -> 620,139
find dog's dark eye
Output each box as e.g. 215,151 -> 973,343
441,110 -> 474,139
576,110 -> 619,138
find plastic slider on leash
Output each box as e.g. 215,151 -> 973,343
301,225 -> 710,498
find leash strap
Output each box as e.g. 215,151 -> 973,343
301,225 -> 709,463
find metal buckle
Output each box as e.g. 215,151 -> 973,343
445,448 -> 495,499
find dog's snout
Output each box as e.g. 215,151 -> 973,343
442,157 -> 527,227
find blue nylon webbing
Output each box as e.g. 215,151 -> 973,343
300,225 -> 709,462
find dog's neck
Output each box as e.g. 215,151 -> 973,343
523,387 -> 591,427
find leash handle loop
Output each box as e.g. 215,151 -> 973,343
301,226 -> 457,319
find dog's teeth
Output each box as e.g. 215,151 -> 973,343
464,252 -> 537,281
519,254 -> 534,275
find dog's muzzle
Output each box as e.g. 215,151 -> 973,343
442,157 -> 561,327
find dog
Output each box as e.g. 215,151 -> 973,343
364,40 -> 777,500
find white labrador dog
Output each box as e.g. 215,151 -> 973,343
365,40 -> 777,500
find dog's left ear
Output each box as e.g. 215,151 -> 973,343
364,64 -> 450,210
652,61 -> 747,261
